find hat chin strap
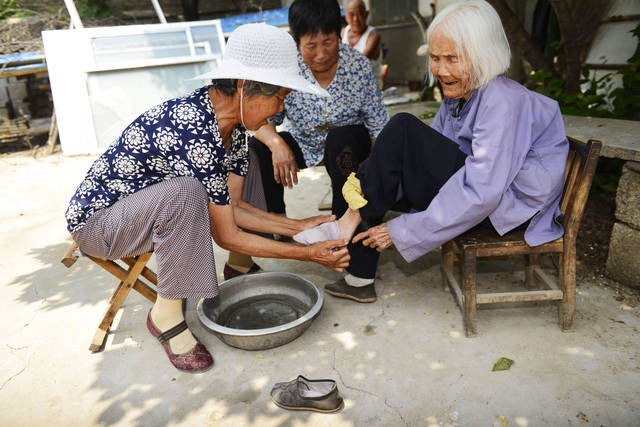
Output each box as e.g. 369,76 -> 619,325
240,83 -> 255,142
240,83 -> 248,130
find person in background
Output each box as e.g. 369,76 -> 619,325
223,0 -> 388,282
342,0 -> 383,88
65,24 -> 350,373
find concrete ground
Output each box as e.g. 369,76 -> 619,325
1,145 -> 639,426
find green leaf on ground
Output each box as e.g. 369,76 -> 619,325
492,357 -> 514,371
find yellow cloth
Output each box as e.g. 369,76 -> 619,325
342,172 -> 368,210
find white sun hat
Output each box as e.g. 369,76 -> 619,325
192,23 -> 329,97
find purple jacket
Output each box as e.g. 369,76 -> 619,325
387,76 -> 569,262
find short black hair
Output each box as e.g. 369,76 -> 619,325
288,0 -> 342,45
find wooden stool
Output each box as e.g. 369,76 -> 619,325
441,137 -> 602,336
61,242 -> 158,352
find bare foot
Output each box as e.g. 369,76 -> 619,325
293,209 -> 362,245
337,208 -> 362,242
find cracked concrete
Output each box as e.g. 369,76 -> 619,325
1,151 -> 640,426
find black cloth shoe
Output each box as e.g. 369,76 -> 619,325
271,376 -> 343,413
223,262 -> 261,281
324,278 -> 376,303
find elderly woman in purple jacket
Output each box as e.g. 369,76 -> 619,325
295,0 -> 569,303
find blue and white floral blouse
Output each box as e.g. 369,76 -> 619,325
276,43 -> 389,166
65,87 -> 248,233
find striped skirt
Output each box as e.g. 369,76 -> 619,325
72,176 -> 219,299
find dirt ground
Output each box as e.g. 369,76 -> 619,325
2,143 -> 640,426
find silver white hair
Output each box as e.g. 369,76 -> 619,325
426,0 -> 511,90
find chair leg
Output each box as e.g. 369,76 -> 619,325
558,250 -> 576,331
525,254 -> 540,289
89,253 -> 153,352
441,241 -> 454,291
462,249 -> 478,337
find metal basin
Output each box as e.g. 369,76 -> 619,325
196,272 -> 324,351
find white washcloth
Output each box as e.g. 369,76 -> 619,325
293,221 -> 341,245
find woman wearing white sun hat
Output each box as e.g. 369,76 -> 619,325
65,23 -> 350,373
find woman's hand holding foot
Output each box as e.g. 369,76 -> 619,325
299,214 -> 337,231
308,240 -> 350,272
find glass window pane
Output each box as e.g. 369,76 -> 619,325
191,26 -> 223,56
91,32 -> 191,63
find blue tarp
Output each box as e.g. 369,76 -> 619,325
220,7 -> 290,34
0,52 -> 45,66
219,7 -> 344,35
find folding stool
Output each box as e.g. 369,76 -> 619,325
61,242 -> 157,351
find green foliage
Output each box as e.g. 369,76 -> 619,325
531,24 -> 640,121
0,0 -> 24,21
530,68 -> 614,117
531,24 -> 640,194
77,0 -> 111,19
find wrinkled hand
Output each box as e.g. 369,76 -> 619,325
352,223 -> 393,252
299,214 -> 337,231
270,138 -> 298,189
308,239 -> 350,272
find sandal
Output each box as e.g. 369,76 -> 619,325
146,311 -> 213,373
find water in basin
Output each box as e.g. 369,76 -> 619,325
217,294 -> 310,330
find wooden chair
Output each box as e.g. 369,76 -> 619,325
441,137 -> 602,337
61,242 -> 157,351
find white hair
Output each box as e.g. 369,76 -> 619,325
426,0 -> 511,90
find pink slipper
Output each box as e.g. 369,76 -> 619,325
293,221 -> 341,245
146,311 -> 213,373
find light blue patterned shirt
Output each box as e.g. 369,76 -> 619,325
65,87 -> 248,233
275,43 -> 389,166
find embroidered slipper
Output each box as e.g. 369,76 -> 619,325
293,221 -> 341,245
271,375 -> 344,413
146,310 -> 213,373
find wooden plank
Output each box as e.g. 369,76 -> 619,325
462,250 -> 477,337
445,270 -> 464,309
132,280 -> 157,303
61,242 -> 80,268
559,245 -> 577,331
122,257 -> 158,285
89,328 -> 107,352
477,289 -> 563,304
0,65 -> 48,79
534,266 -> 561,291
90,256 -> 157,302
475,241 -> 562,257
525,254 -> 540,289
441,241 -> 454,291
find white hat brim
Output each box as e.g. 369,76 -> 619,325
191,58 -> 329,97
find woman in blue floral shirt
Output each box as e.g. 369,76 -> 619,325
225,0 -> 389,280
65,24 -> 350,373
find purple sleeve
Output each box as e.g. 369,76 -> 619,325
386,95 -> 525,262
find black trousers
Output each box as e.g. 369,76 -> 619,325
348,113 -> 467,278
249,125 -> 372,217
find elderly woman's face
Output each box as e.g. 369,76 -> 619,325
299,31 -> 340,76
242,88 -> 291,131
429,31 -> 473,100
